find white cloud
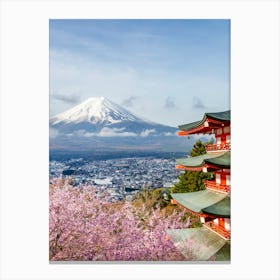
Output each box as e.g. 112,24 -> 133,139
97,127 -> 137,137
49,128 -> 59,138
122,95 -> 139,107
83,132 -> 95,137
164,132 -> 177,136
140,129 -> 155,137
52,93 -> 81,104
55,128 -> 138,138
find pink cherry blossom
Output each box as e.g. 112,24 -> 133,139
49,180 -> 193,261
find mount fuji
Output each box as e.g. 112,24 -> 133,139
50,97 -> 178,137
50,97 -> 194,154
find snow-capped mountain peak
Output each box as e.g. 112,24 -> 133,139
51,96 -> 141,125
50,96 -> 178,138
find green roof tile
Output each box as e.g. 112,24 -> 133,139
206,111 -> 231,121
202,196 -> 230,218
214,243 -> 230,261
176,153 -> 223,167
166,227 -> 230,261
204,151 -> 230,168
171,190 -> 228,213
176,151 -> 230,169
178,110 -> 230,131
178,120 -> 202,131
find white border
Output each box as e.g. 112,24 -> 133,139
0,0 -> 279,279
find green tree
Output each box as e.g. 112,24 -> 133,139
190,140 -> 206,157
172,170 -> 212,193
172,140 -> 213,193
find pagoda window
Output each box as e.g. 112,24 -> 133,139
216,174 -> 221,184
213,218 -> 219,225
216,137 -> 221,145
224,218 -> 231,231
226,175 -> 231,186
202,167 -> 208,173
226,135 -> 230,143
223,126 -> 230,134
205,217 -> 214,223
217,128 -> 223,135
200,217 -> 205,223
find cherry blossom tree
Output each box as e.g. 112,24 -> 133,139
49,181 -> 193,261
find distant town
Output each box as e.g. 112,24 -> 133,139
49,157 -> 183,202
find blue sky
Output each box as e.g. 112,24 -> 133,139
50,19 -> 230,126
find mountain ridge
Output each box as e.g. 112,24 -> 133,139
49,96 -> 195,153
50,97 -> 178,137
51,97 -> 146,125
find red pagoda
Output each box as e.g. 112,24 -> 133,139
167,110 -> 231,261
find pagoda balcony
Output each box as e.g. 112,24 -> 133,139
204,221 -> 230,240
205,143 -> 230,152
205,180 -> 230,194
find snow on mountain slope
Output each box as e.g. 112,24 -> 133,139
51,97 -> 143,125
50,97 -> 177,137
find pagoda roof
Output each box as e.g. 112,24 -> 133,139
178,110 -> 230,135
202,196 -> 230,218
204,151 -> 230,169
214,243 -> 231,261
176,151 -> 230,170
171,190 -> 230,217
166,227 -> 230,261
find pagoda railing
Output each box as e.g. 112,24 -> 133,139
205,142 -> 230,152
204,221 -> 230,240
205,180 -> 230,194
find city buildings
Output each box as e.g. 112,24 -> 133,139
50,157 -> 180,202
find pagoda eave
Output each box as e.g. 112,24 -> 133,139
177,125 -> 221,136
178,111 -> 230,136
171,190 -> 228,215
176,163 -> 222,172
172,199 -> 209,218
176,152 -> 230,172
177,125 -> 210,136
175,164 -> 203,171
204,153 -> 231,169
